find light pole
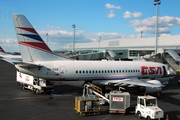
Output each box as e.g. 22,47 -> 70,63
141,30 -> 143,38
46,33 -> 48,45
72,24 -> 76,52
154,0 -> 161,54
98,36 -> 101,48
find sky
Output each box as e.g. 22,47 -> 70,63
0,0 -> 180,52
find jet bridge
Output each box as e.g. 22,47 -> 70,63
163,50 -> 180,72
142,49 -> 180,73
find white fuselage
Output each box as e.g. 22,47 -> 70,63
15,60 -> 166,83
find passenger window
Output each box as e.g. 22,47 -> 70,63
116,70 -> 118,73
102,70 -> 103,73
79,71 -> 81,73
92,70 -> 94,73
119,70 -> 121,73
105,70 -> 106,73
76,70 -> 78,73
89,70 -> 91,73
86,70 -> 88,73
83,70 -> 85,73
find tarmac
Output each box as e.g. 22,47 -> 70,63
0,60 -> 180,120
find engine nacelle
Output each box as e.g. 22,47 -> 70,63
138,80 -> 162,93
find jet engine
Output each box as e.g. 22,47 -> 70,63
138,80 -> 162,93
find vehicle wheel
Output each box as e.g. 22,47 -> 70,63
19,83 -> 23,88
137,111 -> 142,119
22,84 -> 25,90
36,89 -> 40,94
33,88 -> 36,93
146,116 -> 151,120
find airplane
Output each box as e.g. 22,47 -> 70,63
0,46 -> 22,61
11,14 -> 176,94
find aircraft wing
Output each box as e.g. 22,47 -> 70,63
100,78 -> 164,88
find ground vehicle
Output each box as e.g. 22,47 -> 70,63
16,71 -> 54,94
135,95 -> 164,120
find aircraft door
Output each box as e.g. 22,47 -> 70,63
60,66 -> 66,79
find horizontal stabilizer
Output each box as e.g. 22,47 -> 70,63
15,62 -> 43,68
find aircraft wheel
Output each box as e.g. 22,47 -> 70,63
35,89 -> 41,94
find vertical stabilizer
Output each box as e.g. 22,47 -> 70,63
12,14 -> 71,63
0,46 -> 6,55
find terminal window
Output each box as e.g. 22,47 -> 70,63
129,50 -> 138,57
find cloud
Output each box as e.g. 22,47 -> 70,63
133,12 -> 143,18
107,10 -> 116,18
130,16 -> 180,34
0,38 -> 18,52
123,11 -> 132,19
0,38 -> 16,43
123,11 -> 143,19
105,3 -> 121,18
36,25 -> 143,50
105,3 -> 121,10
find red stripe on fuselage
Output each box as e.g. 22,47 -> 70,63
16,27 -> 38,34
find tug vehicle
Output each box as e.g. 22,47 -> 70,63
135,95 -> 164,120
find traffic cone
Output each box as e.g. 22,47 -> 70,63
166,114 -> 169,120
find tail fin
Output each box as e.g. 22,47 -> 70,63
12,14 -> 71,63
0,46 -> 6,55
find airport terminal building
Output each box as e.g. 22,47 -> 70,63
63,35 -> 180,60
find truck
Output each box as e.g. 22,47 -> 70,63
79,83 -> 130,115
16,71 -> 54,94
135,95 -> 164,120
